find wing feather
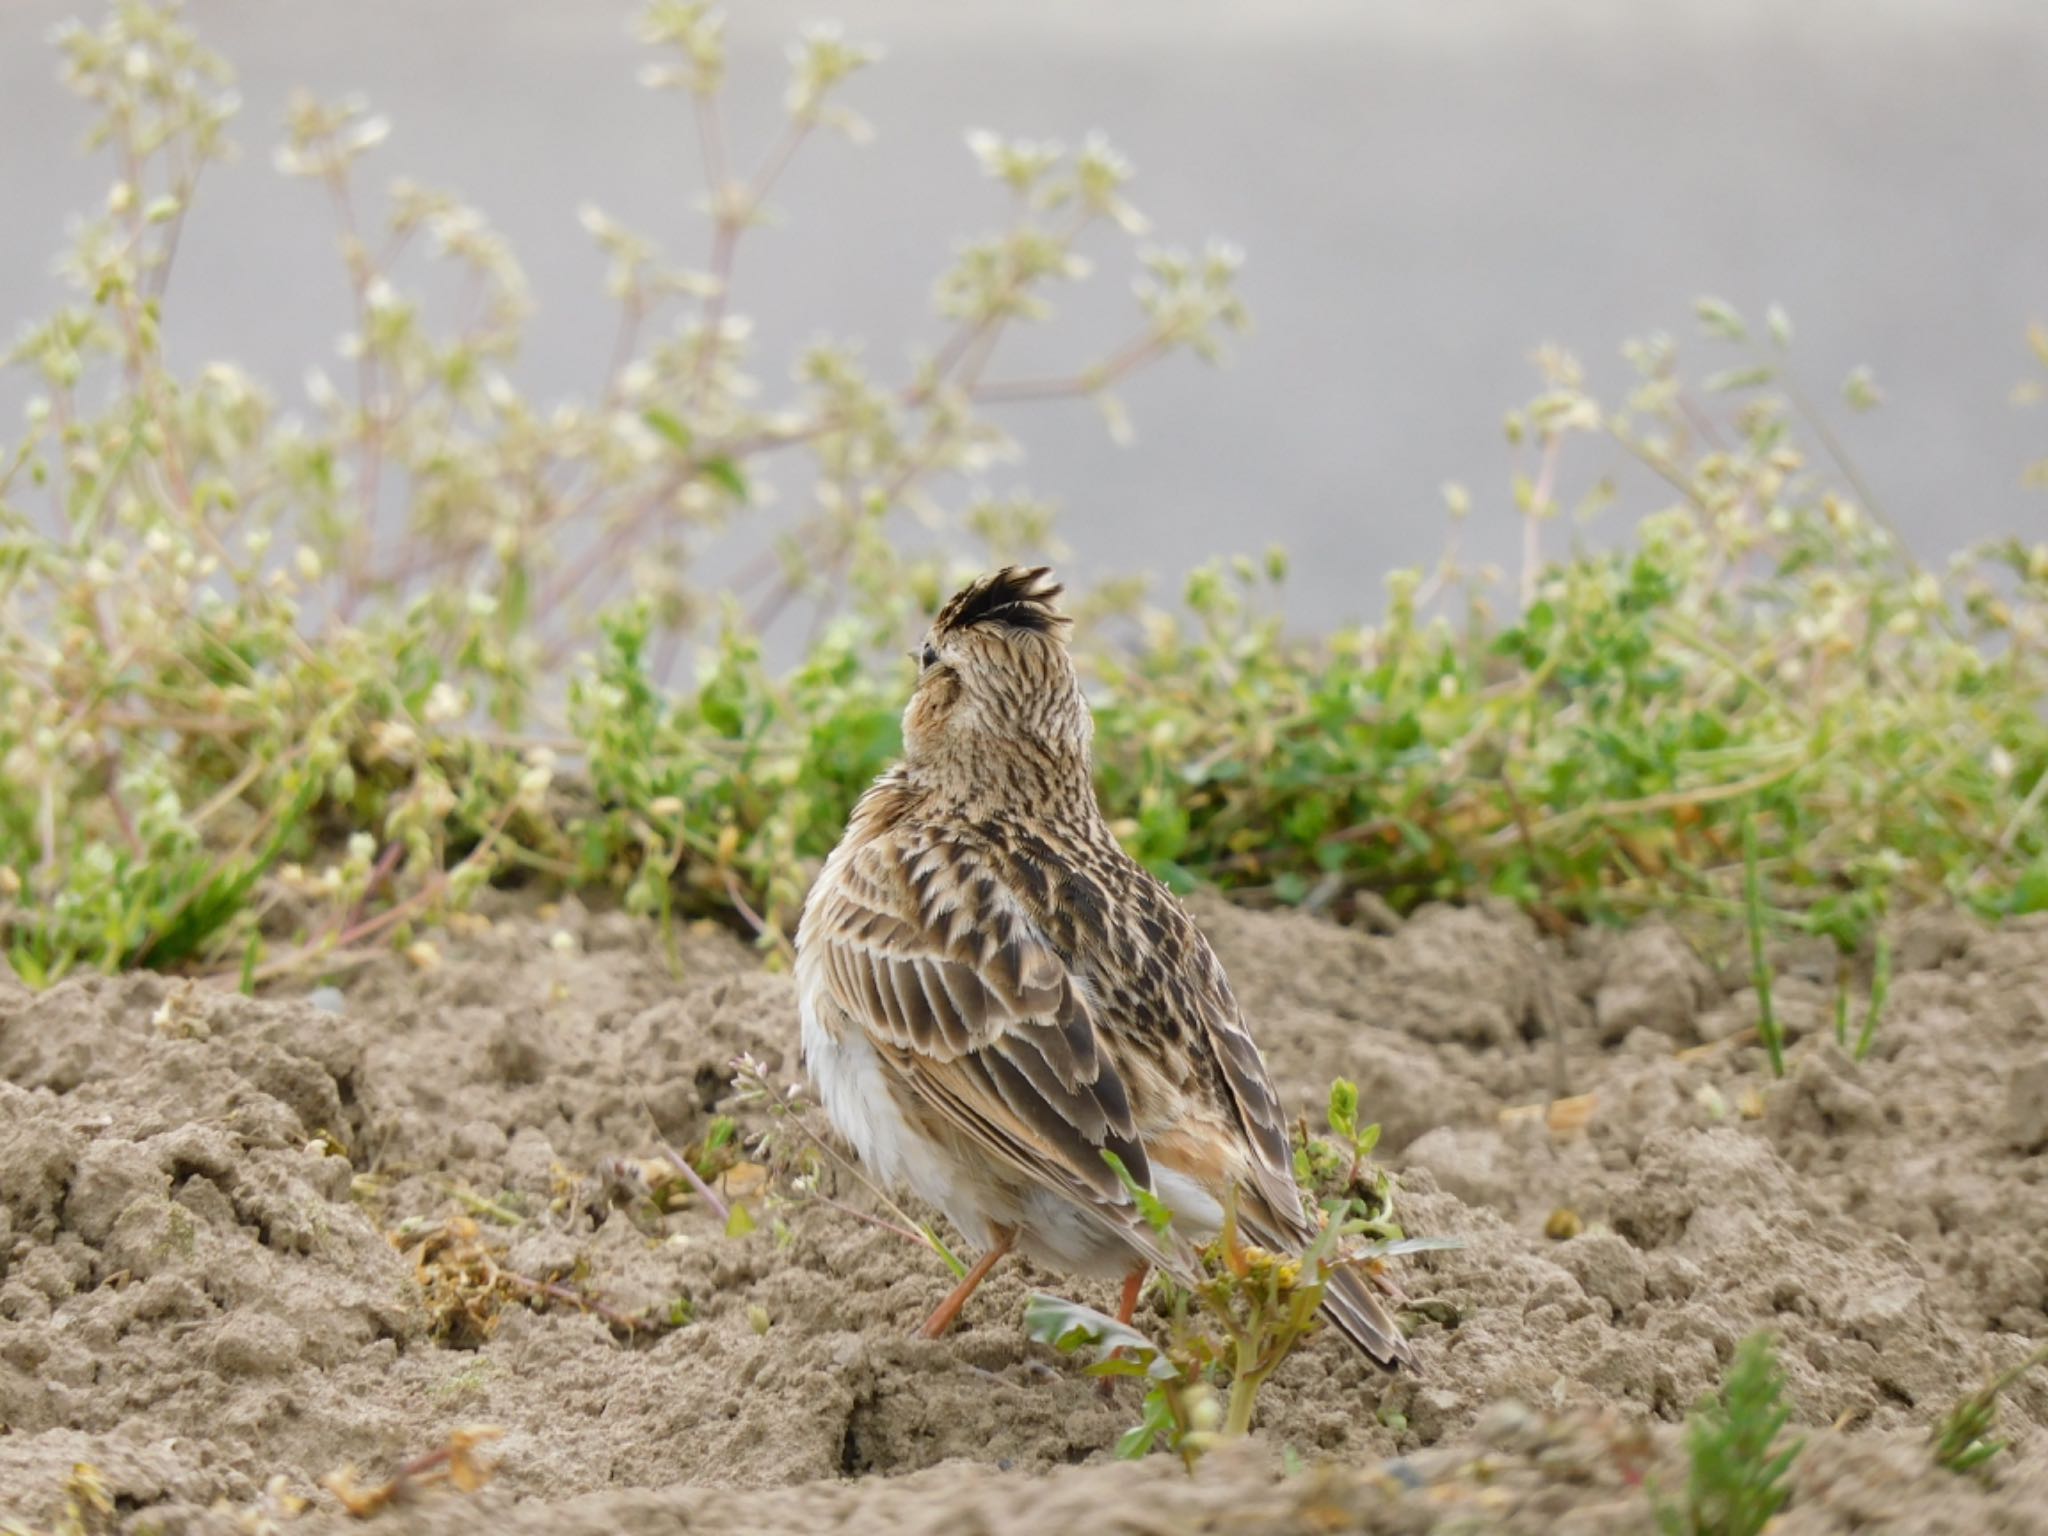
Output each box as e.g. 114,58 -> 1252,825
1183,945 -> 1311,1239
1177,955 -> 1419,1372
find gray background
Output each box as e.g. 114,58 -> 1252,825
3,0 -> 2044,631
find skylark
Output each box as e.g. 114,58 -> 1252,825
794,566 -> 1414,1370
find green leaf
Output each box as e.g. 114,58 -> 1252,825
699,457 -> 748,500
1022,1292 -> 1176,1382
1351,1234 -> 1463,1260
1115,1392 -> 1179,1460
699,679 -> 746,738
7,943 -> 47,990
642,407 -> 693,453
1101,1150 -> 1174,1235
1327,1077 -> 1358,1143
2003,858 -> 2048,916
238,933 -> 261,996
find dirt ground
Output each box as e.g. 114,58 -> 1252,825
4,894 -> 2047,1534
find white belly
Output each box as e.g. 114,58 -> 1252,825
800,985 -> 964,1222
799,981 -> 1141,1276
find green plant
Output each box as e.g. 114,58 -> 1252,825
1742,815 -> 1785,1078
1027,1214 -> 1452,1462
1023,1103 -> 1452,1463
1092,307 -> 2048,958
1853,933 -> 1891,1060
1930,1340 -> 2048,1475
1829,928 -> 1892,1062
0,0 -> 1242,981
1293,1078 -> 1400,1240
1656,1332 -> 1803,1536
8,8 -> 2048,993
1023,1291 -> 1218,1466
1021,1196 -> 1349,1466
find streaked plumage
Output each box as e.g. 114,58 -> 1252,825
795,566 -> 1414,1370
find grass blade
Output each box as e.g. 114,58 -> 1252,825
1743,813 -> 1786,1078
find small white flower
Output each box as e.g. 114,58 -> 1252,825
423,681 -> 466,725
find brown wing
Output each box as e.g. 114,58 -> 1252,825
1138,920 -> 1418,1372
808,839 -> 1195,1275
1098,901 -> 1309,1243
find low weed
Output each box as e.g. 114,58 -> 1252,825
1742,815 -> 1785,1077
0,1464 -> 116,1536
1026,1081 -> 1454,1462
1930,1340 -> 2048,1475
1655,1331 -> 1803,1536
1293,1078 -> 1403,1241
0,0 -> 1241,980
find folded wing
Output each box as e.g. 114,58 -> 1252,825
808,841 -> 1195,1276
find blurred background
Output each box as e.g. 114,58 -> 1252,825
2,0 -> 2043,630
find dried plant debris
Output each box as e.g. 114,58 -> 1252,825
398,1218 -> 666,1345
0,1464 -> 116,1536
321,1427 -> 504,1519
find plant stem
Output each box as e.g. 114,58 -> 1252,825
1854,934 -> 1891,1061
1743,812 -> 1786,1078
1224,1337 -> 1260,1438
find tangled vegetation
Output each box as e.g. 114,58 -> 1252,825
1024,1081 -> 1454,1464
4,0 -> 2048,991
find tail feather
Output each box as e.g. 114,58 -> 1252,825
1240,1202 -> 1419,1373
1319,1259 -> 1418,1373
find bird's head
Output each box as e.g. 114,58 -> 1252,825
902,565 -> 1092,783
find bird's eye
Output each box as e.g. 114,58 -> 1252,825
920,642 -> 939,670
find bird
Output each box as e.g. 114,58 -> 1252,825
793,565 -> 1415,1372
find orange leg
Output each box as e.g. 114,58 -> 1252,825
1099,1262 -> 1152,1398
1116,1263 -> 1150,1326
917,1226 -> 1016,1339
